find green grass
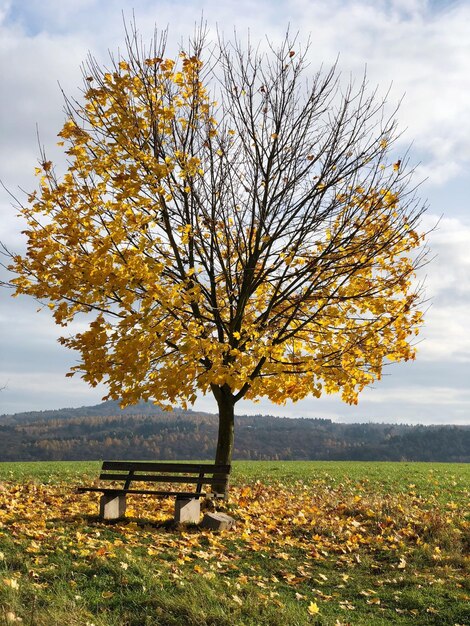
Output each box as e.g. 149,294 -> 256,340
235,460 -> 470,506
1,459 -> 468,502
0,460 -> 100,483
0,460 -> 469,625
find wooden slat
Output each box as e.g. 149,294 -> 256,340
99,473 -> 228,485
123,469 -> 134,490
77,487 -> 211,497
101,461 -> 231,474
196,469 -> 204,495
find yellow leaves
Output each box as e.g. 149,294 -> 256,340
179,224 -> 193,245
185,155 -> 202,177
58,118 -> 76,139
307,601 -> 320,615
232,593 -> 243,606
380,188 -> 398,208
144,57 -> 163,67
432,546 -> 442,560
160,58 -> 175,74
366,596 -> 381,605
153,162 -> 170,178
3,578 -> 19,590
173,71 -> 184,85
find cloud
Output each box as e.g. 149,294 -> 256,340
418,305 -> 470,363
424,215 -> 470,274
285,0 -> 470,183
226,360 -> 470,425
2,0 -> 470,185
0,372 -> 107,415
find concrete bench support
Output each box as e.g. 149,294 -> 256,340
201,512 -> 235,531
100,493 -> 127,520
174,497 -> 201,523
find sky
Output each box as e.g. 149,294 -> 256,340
0,0 -> 469,424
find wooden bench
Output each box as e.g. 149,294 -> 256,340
77,461 -> 231,522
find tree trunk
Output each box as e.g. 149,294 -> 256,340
213,384 -> 235,466
211,384 -> 235,493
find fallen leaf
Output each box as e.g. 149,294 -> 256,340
307,601 -> 320,615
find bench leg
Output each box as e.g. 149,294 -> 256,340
100,493 -> 126,520
174,497 -> 201,523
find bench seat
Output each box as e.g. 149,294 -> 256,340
77,487 -> 210,498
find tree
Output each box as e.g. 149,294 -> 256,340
9,26 -> 427,468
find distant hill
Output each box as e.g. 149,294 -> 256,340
0,401 -> 468,463
0,399 -> 167,424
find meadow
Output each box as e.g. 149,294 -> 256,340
0,461 -> 468,625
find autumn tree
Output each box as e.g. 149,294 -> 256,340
9,26 -> 427,468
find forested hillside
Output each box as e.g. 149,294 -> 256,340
0,401 -> 468,462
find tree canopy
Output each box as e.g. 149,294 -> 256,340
9,26 -> 427,465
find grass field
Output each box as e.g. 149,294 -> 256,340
0,461 -> 468,625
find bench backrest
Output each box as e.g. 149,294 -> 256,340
99,461 -> 231,497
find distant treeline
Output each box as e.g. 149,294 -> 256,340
0,400 -> 468,462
